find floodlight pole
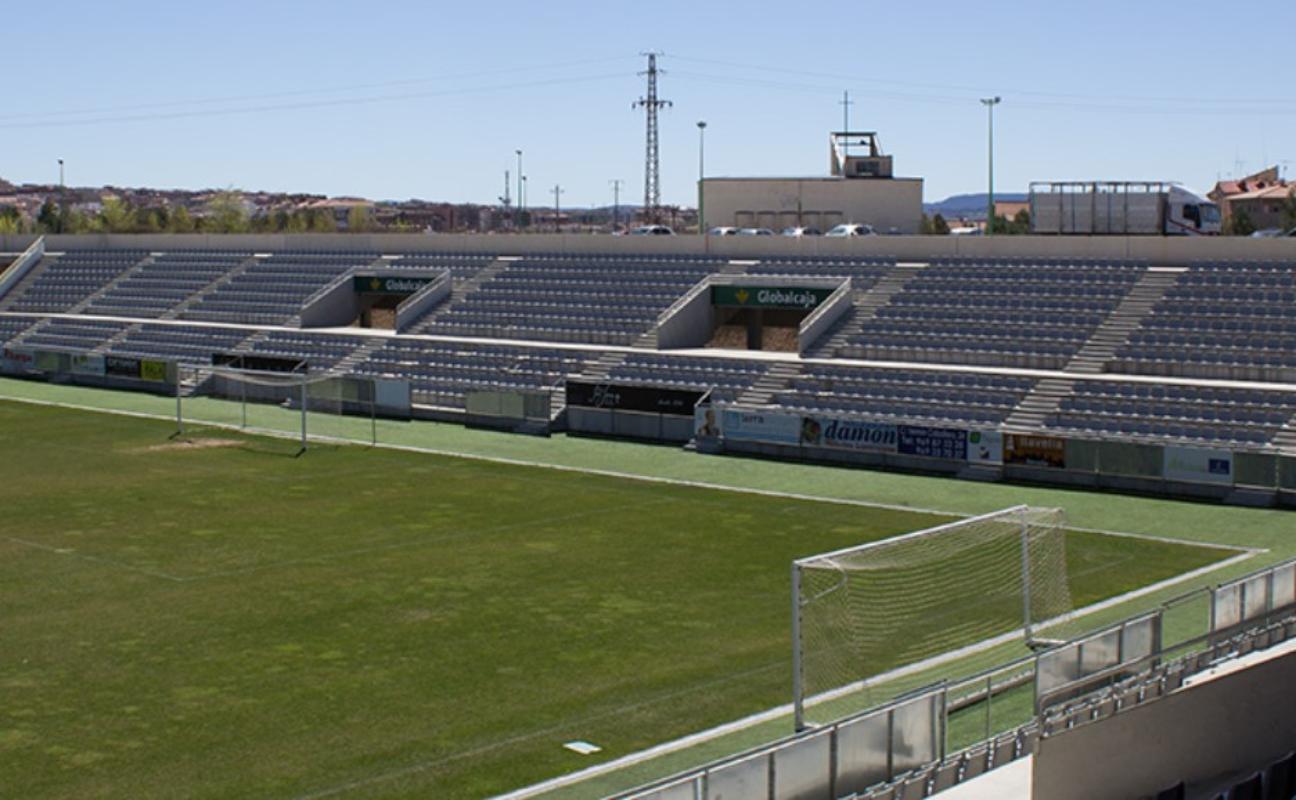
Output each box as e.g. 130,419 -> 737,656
175,371 -> 183,437
516,150 -> 524,230
697,121 -> 706,235
792,561 -> 805,731
981,96 -> 1001,236
300,374 -> 308,454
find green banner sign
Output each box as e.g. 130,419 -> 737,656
711,285 -> 835,310
353,276 -> 435,295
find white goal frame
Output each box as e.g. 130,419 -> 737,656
792,505 -> 1067,731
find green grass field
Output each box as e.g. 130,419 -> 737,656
0,398 -> 1244,798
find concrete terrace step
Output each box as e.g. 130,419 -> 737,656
806,262 -> 926,359
404,257 -> 515,333
735,361 -> 803,406
66,254 -> 156,315
1002,377 -> 1076,430
162,255 -> 261,319
1062,267 -> 1184,375
574,351 -> 629,382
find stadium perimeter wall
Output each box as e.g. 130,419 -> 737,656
4,233 -> 1296,265
1033,644 -> 1296,800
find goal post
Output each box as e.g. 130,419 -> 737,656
174,364 -> 380,452
792,505 -> 1071,730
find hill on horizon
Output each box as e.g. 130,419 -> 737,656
924,192 -> 1028,219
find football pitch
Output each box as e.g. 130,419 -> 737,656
0,397 -> 1255,798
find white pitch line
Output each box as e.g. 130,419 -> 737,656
0,389 -> 1276,798
0,391 -> 965,519
5,389 -> 1269,559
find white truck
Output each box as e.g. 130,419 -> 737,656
1029,181 -> 1221,236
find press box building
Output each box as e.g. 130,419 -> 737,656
699,132 -> 924,233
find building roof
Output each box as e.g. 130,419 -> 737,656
1209,166 -> 1283,201
1229,184 -> 1294,202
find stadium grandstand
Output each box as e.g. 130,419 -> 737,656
2,233 -> 1295,800
0,235 -> 1294,506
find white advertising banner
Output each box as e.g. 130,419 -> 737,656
966,429 -> 1004,465
1163,446 -> 1233,485
719,408 -> 802,445
70,354 -> 106,376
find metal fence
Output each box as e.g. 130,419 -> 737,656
617,555 -> 1296,800
622,687 -> 945,800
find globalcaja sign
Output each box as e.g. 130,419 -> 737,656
353,276 -> 436,295
711,285 -> 835,311
799,415 -> 898,453
565,380 -> 706,417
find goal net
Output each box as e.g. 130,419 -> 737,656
793,505 -> 1071,729
175,364 -> 379,451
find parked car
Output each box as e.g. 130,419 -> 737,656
708,226 -> 739,236
1251,227 -> 1296,238
949,226 -> 983,236
629,225 -> 675,236
824,223 -> 877,238
737,227 -> 775,236
781,226 -> 822,237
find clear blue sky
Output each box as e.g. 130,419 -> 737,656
5,0 -> 1293,207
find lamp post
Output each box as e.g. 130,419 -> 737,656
980,96 -> 1001,235
515,150 -> 523,230
697,121 -> 707,234
521,175 -> 527,227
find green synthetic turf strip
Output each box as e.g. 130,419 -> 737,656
0,398 -> 1242,799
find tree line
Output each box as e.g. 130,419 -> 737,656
0,191 -> 384,235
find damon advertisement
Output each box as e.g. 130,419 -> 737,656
799,415 -> 898,453
1163,446 -> 1233,485
717,408 -> 802,444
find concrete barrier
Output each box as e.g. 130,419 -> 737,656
2,232 -> 1292,266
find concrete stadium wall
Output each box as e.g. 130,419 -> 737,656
1032,645 -> 1296,800
3,233 -> 1294,266
798,281 -> 854,354
654,278 -> 715,350
395,273 -> 451,332
298,274 -> 361,328
0,237 -> 45,297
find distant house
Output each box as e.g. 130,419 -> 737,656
1226,184 -> 1295,230
994,200 -> 1030,221
1208,167 -> 1289,227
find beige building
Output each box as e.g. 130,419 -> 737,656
699,132 -> 924,233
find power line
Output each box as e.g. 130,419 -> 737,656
0,72 -> 633,130
670,53 -> 1291,108
0,56 -> 639,123
667,70 -> 1296,117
